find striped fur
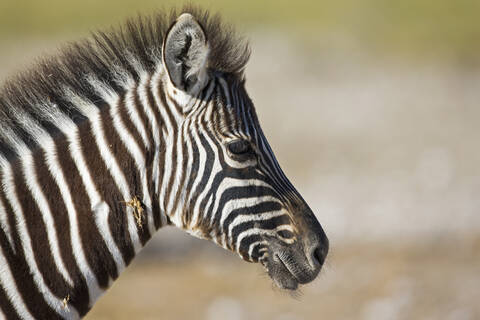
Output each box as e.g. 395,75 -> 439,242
0,6 -> 328,319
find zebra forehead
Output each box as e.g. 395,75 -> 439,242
189,77 -> 257,136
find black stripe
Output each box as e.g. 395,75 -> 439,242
163,132 -> 178,214
14,160 -> 69,299
145,75 -> 164,228
221,201 -> 282,236
134,86 -> 155,150
209,185 -> 278,230
250,243 -> 268,261
0,224 -> 22,320
106,97 -> 152,244
81,117 -> 136,265
188,133 -> 215,229
118,91 -> 148,153
57,125 -> 119,288
182,133 -> 200,226
0,277 -> 20,320
0,171 -> 61,319
237,234 -> 263,261
231,215 -> 290,248
169,127 -> 189,226
36,150 -> 91,315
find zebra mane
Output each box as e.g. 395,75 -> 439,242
0,6 -> 250,159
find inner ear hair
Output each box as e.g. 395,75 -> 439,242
162,13 -> 210,93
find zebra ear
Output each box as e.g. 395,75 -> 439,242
162,13 -> 210,93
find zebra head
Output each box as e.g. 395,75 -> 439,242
161,13 -> 328,290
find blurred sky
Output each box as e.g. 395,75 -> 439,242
1,0 -> 480,64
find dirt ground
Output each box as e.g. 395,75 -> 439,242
86,233 -> 480,320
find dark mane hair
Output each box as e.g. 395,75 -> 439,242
0,6 -> 250,160
0,5 -> 250,142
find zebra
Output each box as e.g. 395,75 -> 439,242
0,6 -> 328,319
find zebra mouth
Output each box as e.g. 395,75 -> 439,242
272,254 -> 301,290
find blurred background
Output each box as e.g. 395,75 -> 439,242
1,1 -> 479,319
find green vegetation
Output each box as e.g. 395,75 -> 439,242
1,0 -> 479,62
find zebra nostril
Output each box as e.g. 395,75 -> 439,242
308,240 -> 329,270
313,246 -> 326,267
306,226 -> 329,270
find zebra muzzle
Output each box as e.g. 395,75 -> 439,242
264,234 -> 328,290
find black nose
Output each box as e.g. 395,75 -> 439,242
312,243 -> 328,267
307,233 -> 329,269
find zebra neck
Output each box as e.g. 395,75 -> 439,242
0,71 -> 182,318
0,60 -> 197,317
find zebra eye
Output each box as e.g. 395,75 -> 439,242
227,140 -> 254,156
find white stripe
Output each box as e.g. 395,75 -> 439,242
237,89 -> 250,136
21,115 -> 104,306
125,89 -> 151,150
21,151 -> 74,286
0,196 -> 14,252
219,197 -> 282,249
151,70 -> 177,218
189,125 -> 222,229
138,73 -> 161,197
236,225 -> 295,252
0,246 -> 35,320
137,72 -> 167,228
43,143 -> 104,305
3,105 -> 105,306
110,88 -> 155,236
167,127 -> 184,216
50,108 -> 126,275
165,81 -> 187,123
67,87 -> 141,254
0,123 -> 73,287
174,119 -> 194,225
0,156 -> 79,319
187,124 -> 208,229
194,108 -> 226,229
183,82 -> 216,228
248,240 -> 268,259
227,209 -> 286,239
213,178 -> 275,226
